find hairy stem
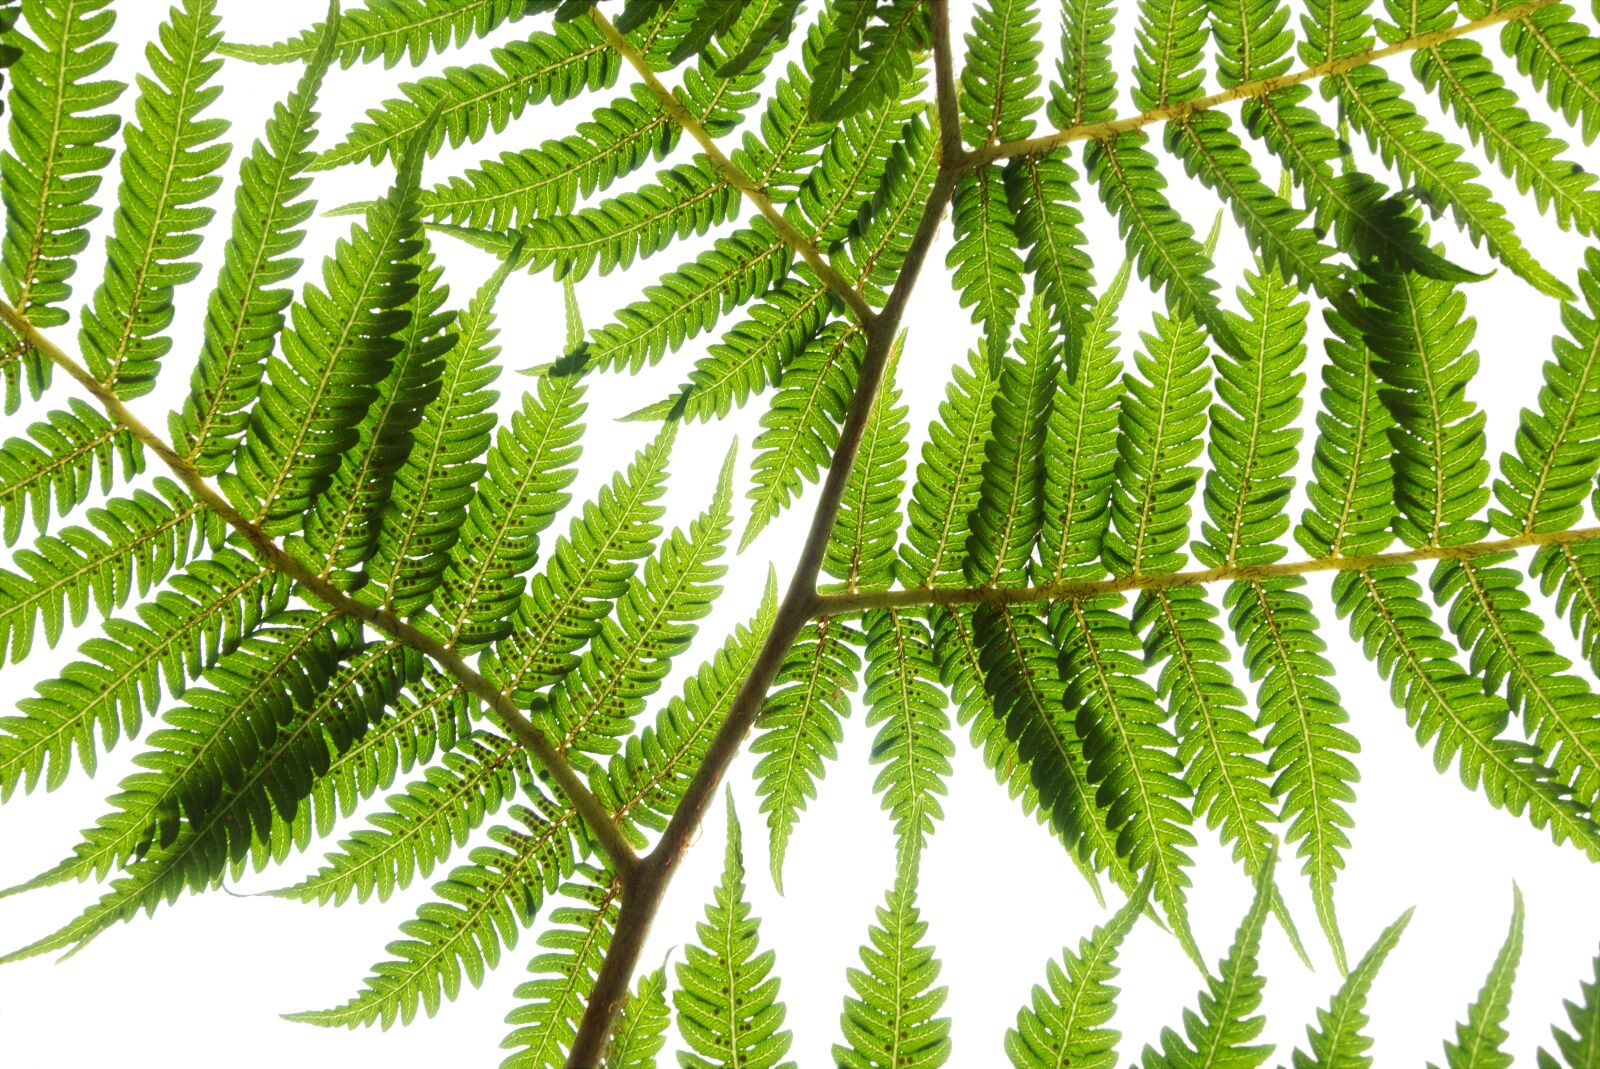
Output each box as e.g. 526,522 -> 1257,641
813,526 -> 1600,614
965,0 -> 1561,168
565,4 -> 967,1061
0,298 -> 640,880
588,8 -> 877,328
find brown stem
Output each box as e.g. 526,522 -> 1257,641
564,7 -> 969,1061
963,0 -> 1561,168
0,298 -> 639,880
588,7 -> 877,328
812,526 -> 1600,614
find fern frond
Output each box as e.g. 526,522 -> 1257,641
499,866 -> 621,1069
600,572 -> 778,842
1005,877 -> 1149,1069
604,967 -> 670,1069
1005,153 -> 1093,377
1433,885 -> 1523,1069
0,0 -> 123,408
1481,0 -> 1600,147
1538,950 -> 1600,1069
1055,594 -> 1198,963
966,297 -> 1057,585
272,730 -> 530,906
899,347 -> 997,588
745,322 -> 865,545
1407,3 -> 1600,236
287,792 -> 582,1029
1087,134 -> 1245,359
0,479 -> 213,662
674,793 -> 795,1069
751,614 -> 862,888
426,368 -> 586,649
1365,266 -> 1491,549
483,426 -> 674,705
0,549 -> 284,800
77,0 -> 228,399
862,607 -> 953,848
834,847 -> 950,1069
301,241 -> 458,579
1049,0 -> 1117,129
1,399 -> 142,545
810,0 -> 926,122
1138,854 -> 1275,1069
824,350 -> 908,593
962,0 -> 1043,147
219,0 -> 532,69
223,129 -> 428,533
947,166 -> 1025,369
1325,48 -> 1569,297
544,445 -> 735,762
368,255 -> 514,614
1287,909 -> 1412,1069
833,114 -> 939,306
585,222 -> 791,375
315,19 -> 618,169
173,14 -> 336,474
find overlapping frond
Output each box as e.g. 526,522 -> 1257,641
603,967 -> 670,1069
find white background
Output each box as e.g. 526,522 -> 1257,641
3,1 -> 1600,1066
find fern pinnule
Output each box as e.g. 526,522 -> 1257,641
0,398 -> 143,545
219,0 -> 534,70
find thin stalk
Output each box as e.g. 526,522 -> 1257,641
812,526 -> 1600,614
964,0 -> 1562,168
0,298 -> 639,880
564,6 -> 969,1061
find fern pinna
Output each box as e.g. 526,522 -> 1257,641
2,0 -> 1600,1064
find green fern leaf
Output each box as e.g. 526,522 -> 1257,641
604,967 -> 671,1069
600,572 -> 778,842
271,730 -> 530,905
1005,153 -> 1093,378
500,866 -> 621,1069
544,445 -> 735,762
173,12 -> 337,474
300,241 -> 458,580
962,0 -> 1043,146
833,846 -> 950,1069
1087,134 -> 1245,360
1538,950 -> 1600,1069
315,18 -> 618,169
751,614 -> 862,889
674,793 -> 796,1069
1405,1 -> 1600,237
1287,909 -> 1412,1069
0,479 -> 213,662
220,0 -> 533,69
222,125 -> 429,533
947,166 -> 1025,369
0,0 -> 124,409
1477,0 -> 1600,147
1137,854 -> 1276,1069
367,254 -> 515,615
1,399 -> 142,545
0,549 -> 284,800
966,297 -> 1057,585
77,0 -> 228,399
825,348 -> 908,592
862,607 -> 953,848
483,426 -> 674,704
426,368 -> 585,649
287,791 -> 583,1029
1432,886 -> 1523,1069
1050,0 -> 1117,128
1005,876 -> 1149,1069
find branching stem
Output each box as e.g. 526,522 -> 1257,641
812,526 -> 1600,614
0,298 -> 640,881
964,0 -> 1562,168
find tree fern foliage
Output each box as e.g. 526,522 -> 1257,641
3,0 -> 1600,1065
